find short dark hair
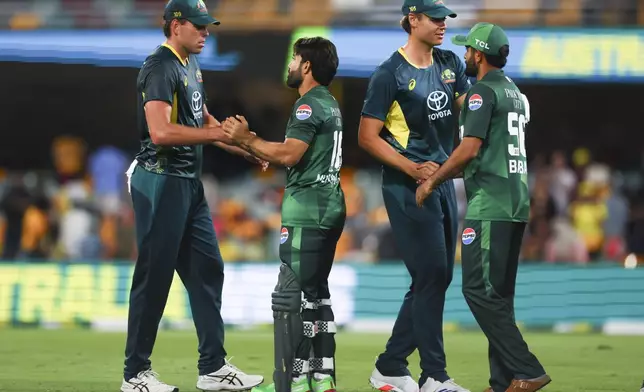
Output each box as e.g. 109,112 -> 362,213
401,15 -> 411,34
293,37 -> 339,86
163,19 -> 187,38
484,44 -> 510,69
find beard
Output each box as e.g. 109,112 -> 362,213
286,66 -> 303,89
465,58 -> 478,77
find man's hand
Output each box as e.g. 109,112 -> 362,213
222,115 -> 253,145
416,161 -> 440,183
416,177 -> 436,207
405,161 -> 440,183
207,116 -> 222,127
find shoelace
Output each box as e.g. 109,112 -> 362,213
139,369 -> 163,384
224,357 -> 244,374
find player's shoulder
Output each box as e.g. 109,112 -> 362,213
293,94 -> 321,116
292,88 -> 338,122
141,47 -> 175,72
372,50 -> 404,77
467,80 -> 496,98
464,82 -> 496,110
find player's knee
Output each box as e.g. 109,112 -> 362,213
414,257 -> 450,288
461,285 -> 479,302
271,263 -> 301,314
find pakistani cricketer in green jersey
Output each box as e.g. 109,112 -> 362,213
222,37 -> 345,392
415,23 -> 551,392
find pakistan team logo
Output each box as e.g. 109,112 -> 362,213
441,69 -> 456,84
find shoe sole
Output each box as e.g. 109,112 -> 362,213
369,377 -> 406,392
533,379 -> 551,391
196,381 -> 263,392
506,379 -> 551,392
121,387 -> 178,392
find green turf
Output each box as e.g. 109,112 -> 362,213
0,329 -> 641,392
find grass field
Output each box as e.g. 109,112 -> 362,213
0,329 -> 642,392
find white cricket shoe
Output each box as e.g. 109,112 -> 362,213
121,369 -> 178,392
197,358 -> 264,391
420,377 -> 470,392
369,368 -> 419,392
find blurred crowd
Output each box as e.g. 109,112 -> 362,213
1,136 -> 642,265
0,0 -> 641,30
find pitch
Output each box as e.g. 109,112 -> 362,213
0,328 -> 640,391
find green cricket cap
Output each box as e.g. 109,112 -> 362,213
402,0 -> 457,19
451,22 -> 509,56
164,0 -> 220,26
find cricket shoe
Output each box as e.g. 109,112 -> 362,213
420,377 -> 470,392
121,369 -> 178,392
251,377 -> 311,392
312,374 -> 336,392
369,368 -> 419,392
197,358 -> 264,391
506,375 -> 551,392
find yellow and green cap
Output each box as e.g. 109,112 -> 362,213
164,0 -> 220,26
402,0 -> 457,19
451,22 -> 509,56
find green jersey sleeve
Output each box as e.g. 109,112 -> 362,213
286,97 -> 322,145
141,59 -> 177,105
462,84 -> 496,140
361,66 -> 397,122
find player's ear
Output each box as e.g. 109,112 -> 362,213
302,60 -> 312,75
408,13 -> 418,28
475,49 -> 483,65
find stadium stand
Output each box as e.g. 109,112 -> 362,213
0,0 -> 643,29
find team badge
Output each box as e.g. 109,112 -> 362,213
468,94 -> 483,111
295,104 -> 312,120
441,69 -> 456,84
196,70 -> 203,83
462,228 -> 476,245
280,227 -> 289,244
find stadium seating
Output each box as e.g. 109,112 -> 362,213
0,0 -> 643,29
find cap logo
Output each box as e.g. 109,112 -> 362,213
475,38 -> 490,50
409,6 -> 417,11
173,11 -> 181,17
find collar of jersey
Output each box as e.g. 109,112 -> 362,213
482,68 -> 504,80
398,47 -> 433,69
162,42 -> 189,67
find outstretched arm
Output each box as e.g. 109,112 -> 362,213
203,106 -> 269,170
223,115 -> 309,167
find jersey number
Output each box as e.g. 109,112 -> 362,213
330,130 -> 343,171
507,112 -> 527,157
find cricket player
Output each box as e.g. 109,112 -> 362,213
121,1 -> 265,391
416,23 -> 551,392
222,37 -> 345,392
358,0 -> 470,391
